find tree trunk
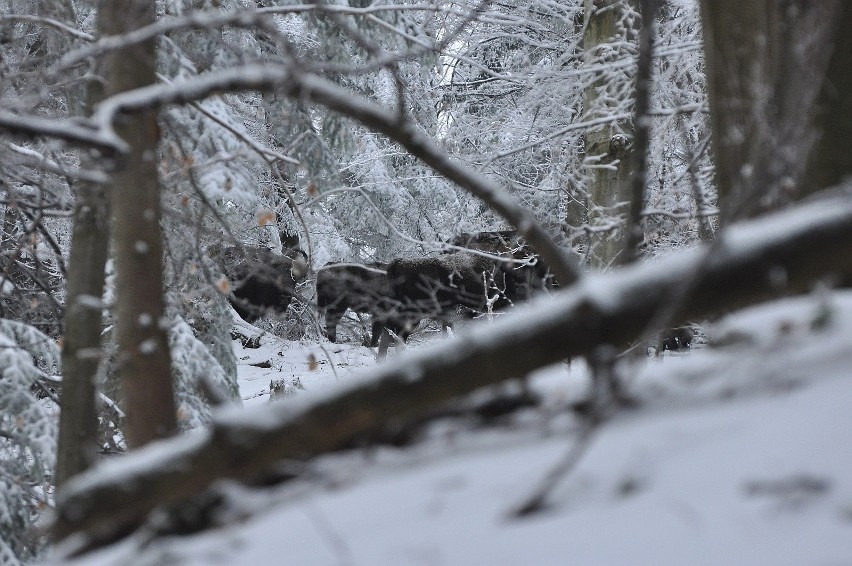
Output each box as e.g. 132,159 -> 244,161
55,172 -> 110,485
55,0 -> 109,488
101,0 -> 177,448
621,0 -> 657,265
699,0 -> 841,222
583,0 -> 635,269
800,2 -> 852,194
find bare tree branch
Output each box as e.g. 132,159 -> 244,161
0,14 -> 95,41
51,187 -> 852,550
3,61 -> 583,284
0,110 -> 121,155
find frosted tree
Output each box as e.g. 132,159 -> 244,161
437,1 -> 587,242
0,0 -> 75,342
642,0 -> 715,249
421,0 -> 711,265
257,4 -> 464,263
0,320 -> 60,564
169,316 -> 239,430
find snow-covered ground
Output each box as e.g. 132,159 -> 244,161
63,291 -> 852,565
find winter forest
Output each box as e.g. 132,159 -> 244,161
0,0 -> 851,564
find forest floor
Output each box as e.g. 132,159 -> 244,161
71,291 -> 852,565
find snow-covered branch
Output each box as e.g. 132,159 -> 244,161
51,186 -> 852,550
0,110 -> 122,155
55,4 -> 478,74
3,57 -> 582,283
0,14 -> 95,41
3,142 -> 109,184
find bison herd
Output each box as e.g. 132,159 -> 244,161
209,231 -> 699,356
318,232 -> 554,351
211,230 -> 555,351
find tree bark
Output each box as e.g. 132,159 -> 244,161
55,1 -> 111,489
621,0 -> 657,264
55,188 -> 110,486
51,187 -> 852,547
583,0 -> 635,268
101,0 -> 177,448
699,0 -> 841,222
800,2 -> 852,194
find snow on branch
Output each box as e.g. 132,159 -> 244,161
0,65 -> 292,154
0,110 -> 122,155
50,187 -> 852,551
0,14 -> 95,41
55,4 -> 474,74
3,58 -> 581,283
90,64 -> 291,147
3,142 -> 109,184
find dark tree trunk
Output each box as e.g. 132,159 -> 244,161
56,183 -> 110,485
621,0 -> 658,264
800,2 -> 852,193
699,0 -> 841,222
101,0 -> 177,448
55,0 -> 109,488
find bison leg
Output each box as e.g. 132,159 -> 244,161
376,328 -> 393,359
369,320 -> 385,347
323,308 -> 346,343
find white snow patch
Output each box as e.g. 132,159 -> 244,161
54,291 -> 852,566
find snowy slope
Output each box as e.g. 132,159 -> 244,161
61,292 -> 852,565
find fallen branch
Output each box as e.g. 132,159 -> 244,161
50,186 -> 852,549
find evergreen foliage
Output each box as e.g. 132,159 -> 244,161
169,316 -> 239,430
0,320 -> 59,564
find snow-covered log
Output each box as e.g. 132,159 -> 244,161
51,187 -> 852,549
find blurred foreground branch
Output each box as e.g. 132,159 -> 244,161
52,186 -> 852,550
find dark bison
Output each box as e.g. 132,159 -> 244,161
383,230 -> 556,336
316,231 -> 555,353
316,262 -> 408,346
386,250 -> 545,328
317,253 -> 510,350
211,244 -> 308,322
449,229 -> 556,303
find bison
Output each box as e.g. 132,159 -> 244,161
387,252 -> 495,322
449,229 -> 556,304
386,249 -> 547,329
318,253 -> 510,350
315,231 -> 555,354
316,262 -> 408,346
211,244 -> 308,323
